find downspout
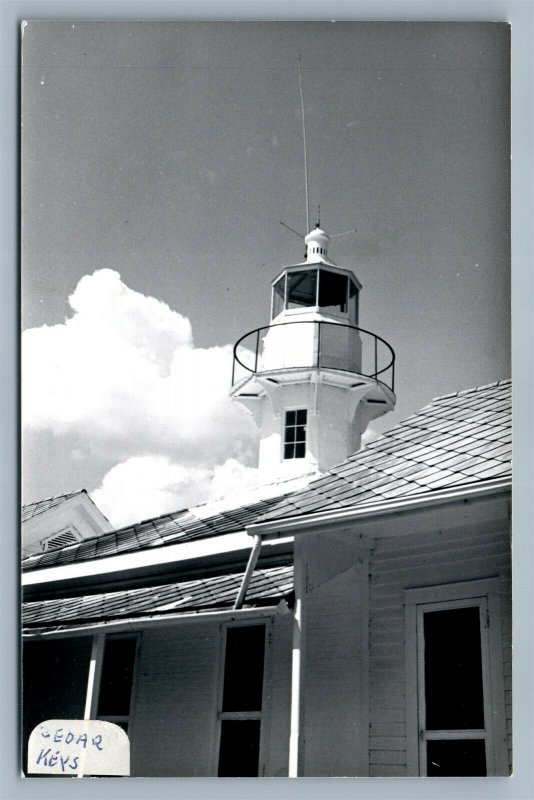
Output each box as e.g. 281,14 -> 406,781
233,534 -> 262,610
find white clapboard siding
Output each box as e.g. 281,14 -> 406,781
129,614 -> 292,777
370,763 -> 406,776
368,512 -> 512,777
130,621 -> 219,776
261,613 -> 292,777
299,533 -> 369,777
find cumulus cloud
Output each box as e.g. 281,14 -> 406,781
23,270 -> 261,522
92,456 -> 259,528
22,269 -> 258,464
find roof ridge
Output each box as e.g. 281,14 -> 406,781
431,378 -> 510,403
22,489 -> 87,509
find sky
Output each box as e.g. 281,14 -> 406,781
21,21 -> 511,527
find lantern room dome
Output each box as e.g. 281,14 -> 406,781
304,226 -> 331,262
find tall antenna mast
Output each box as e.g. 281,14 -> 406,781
297,53 -> 310,233
279,57 -> 359,253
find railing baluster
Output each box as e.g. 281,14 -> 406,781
255,330 -> 260,373
374,337 -> 378,379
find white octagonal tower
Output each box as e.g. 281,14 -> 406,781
230,224 -> 396,483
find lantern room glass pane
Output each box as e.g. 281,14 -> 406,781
272,275 -> 285,319
287,270 -> 317,309
424,606 -> 485,730
318,270 -> 348,315
349,279 -> 359,323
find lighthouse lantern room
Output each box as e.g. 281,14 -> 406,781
231,224 -> 396,482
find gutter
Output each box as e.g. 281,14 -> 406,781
22,601 -> 289,640
22,531 -> 293,588
247,477 -> 512,539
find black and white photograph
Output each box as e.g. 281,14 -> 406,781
20,21 -> 512,779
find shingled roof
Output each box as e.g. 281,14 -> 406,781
23,565 -> 293,634
21,490 -> 87,523
22,492 -> 292,573
22,380 -> 511,574
257,379 -> 511,522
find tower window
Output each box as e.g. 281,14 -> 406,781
284,409 -> 307,459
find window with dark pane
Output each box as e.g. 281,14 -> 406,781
318,270 -> 348,315
218,720 -> 262,777
424,606 -> 485,731
97,636 -> 137,717
272,275 -> 285,319
287,270 -> 317,309
427,739 -> 487,777
222,625 -> 265,712
284,409 -> 307,459
23,637 -> 92,775
218,626 -> 266,777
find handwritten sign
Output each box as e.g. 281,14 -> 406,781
28,720 -> 130,776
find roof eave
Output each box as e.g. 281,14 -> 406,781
22,531 -> 294,589
246,477 -> 512,540
22,600 -> 290,639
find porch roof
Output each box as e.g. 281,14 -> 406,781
23,564 -> 293,634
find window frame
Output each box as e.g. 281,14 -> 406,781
404,578 -> 508,777
84,632 -> 141,737
215,620 -> 271,778
283,408 -> 307,460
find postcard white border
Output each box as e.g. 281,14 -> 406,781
2,2 -> 532,799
